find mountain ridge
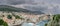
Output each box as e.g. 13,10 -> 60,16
0,5 -> 44,15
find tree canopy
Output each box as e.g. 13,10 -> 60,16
45,14 -> 60,26
0,19 -> 8,26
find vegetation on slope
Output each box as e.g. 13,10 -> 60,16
12,13 -> 24,19
15,15 -> 22,19
0,19 -> 8,26
45,14 -> 60,26
7,15 -> 12,19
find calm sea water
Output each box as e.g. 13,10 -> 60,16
22,20 -> 49,26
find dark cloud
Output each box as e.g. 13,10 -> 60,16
7,0 -> 26,5
0,0 -> 34,5
0,0 -> 60,14
23,4 -> 60,14
0,0 -> 25,5
0,0 -> 60,5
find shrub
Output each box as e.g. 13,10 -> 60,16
45,23 -> 47,26
15,15 -> 24,20
0,19 -> 8,26
15,15 -> 20,19
46,14 -> 60,26
7,15 -> 12,19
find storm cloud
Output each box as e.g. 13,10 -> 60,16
0,0 -> 60,14
0,0 -> 34,5
0,0 -> 25,5
0,0 -> 60,5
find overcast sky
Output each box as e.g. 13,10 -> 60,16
0,0 -> 60,14
0,0 -> 60,5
